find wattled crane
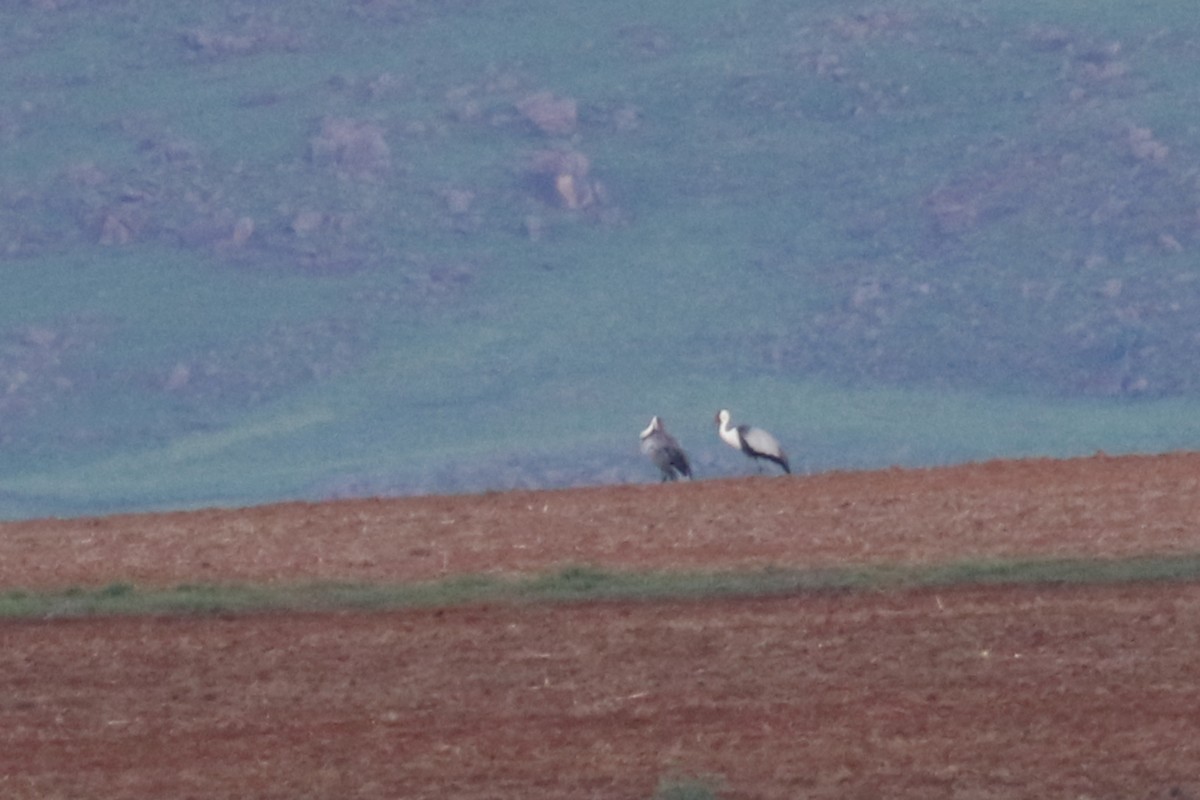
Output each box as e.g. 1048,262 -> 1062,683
639,416 -> 692,481
715,409 -> 790,474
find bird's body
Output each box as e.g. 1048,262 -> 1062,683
715,409 -> 790,474
639,416 -> 692,481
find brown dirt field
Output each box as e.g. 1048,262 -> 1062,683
3,452 -> 1200,591
1,452 -> 1199,799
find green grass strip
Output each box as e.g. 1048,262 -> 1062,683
3,554 -> 1200,619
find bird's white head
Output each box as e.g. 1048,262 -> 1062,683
715,409 -> 731,427
640,415 -> 662,439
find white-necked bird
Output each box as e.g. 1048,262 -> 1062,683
715,409 -> 790,474
640,415 -> 692,481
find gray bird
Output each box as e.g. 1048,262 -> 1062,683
715,409 -> 790,474
639,416 -> 692,481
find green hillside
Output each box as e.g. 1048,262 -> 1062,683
4,1 -> 1200,517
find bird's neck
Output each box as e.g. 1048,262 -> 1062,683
718,420 -> 740,448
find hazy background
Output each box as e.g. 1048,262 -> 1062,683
4,0 -> 1200,519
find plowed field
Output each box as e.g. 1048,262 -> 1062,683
1,453 -> 1198,799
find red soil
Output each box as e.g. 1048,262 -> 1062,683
0,452 -> 1198,799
